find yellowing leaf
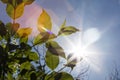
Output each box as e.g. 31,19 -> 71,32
17,27 -> 32,38
6,3 -> 24,19
37,9 -> 52,33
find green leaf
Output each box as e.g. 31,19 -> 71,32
20,36 -> 28,43
45,51 -> 59,70
58,26 -> 79,36
46,41 -> 66,58
23,0 -> 35,5
0,36 -> 2,40
6,3 -> 24,19
0,21 -> 7,37
20,61 -> 31,70
45,72 -> 57,80
33,32 -> 56,45
45,72 -> 74,80
60,19 -> 66,29
28,52 -> 39,61
37,9 -> 52,33
55,72 -> 74,80
7,72 -> 13,80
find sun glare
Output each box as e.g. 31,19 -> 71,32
65,28 -> 102,72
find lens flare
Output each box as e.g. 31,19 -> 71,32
64,28 -> 102,72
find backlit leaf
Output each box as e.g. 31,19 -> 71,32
28,52 -> 39,61
45,51 -> 59,70
37,9 -> 52,33
17,27 -> 32,38
60,19 -> 66,29
6,3 -> 24,19
33,32 -> 56,45
20,36 -> 28,43
20,61 -> 31,70
46,41 -> 66,58
23,0 -> 35,5
58,26 -> 79,36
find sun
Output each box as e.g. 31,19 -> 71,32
65,28 -> 102,72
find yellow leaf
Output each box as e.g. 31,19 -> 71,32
17,27 -> 32,38
37,9 -> 52,33
6,3 -> 24,19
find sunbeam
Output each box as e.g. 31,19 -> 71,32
63,28 -> 102,72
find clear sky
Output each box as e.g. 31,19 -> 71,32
0,0 -> 120,80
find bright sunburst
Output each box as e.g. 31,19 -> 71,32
65,28 -> 102,72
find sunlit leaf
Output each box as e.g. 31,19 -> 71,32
6,3 -> 24,19
60,19 -> 66,29
20,36 -> 28,43
0,21 -> 7,37
17,27 -> 32,38
23,0 -> 35,5
46,41 -> 66,58
58,26 -> 79,36
28,52 -> 39,61
37,9 -> 52,33
33,32 -> 56,45
45,51 -> 59,70
20,61 -> 31,70
8,62 -> 19,73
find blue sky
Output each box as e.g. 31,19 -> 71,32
0,0 -> 120,80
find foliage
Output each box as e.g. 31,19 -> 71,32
0,0 -> 80,80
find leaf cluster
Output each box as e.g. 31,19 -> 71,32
0,0 -> 80,80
